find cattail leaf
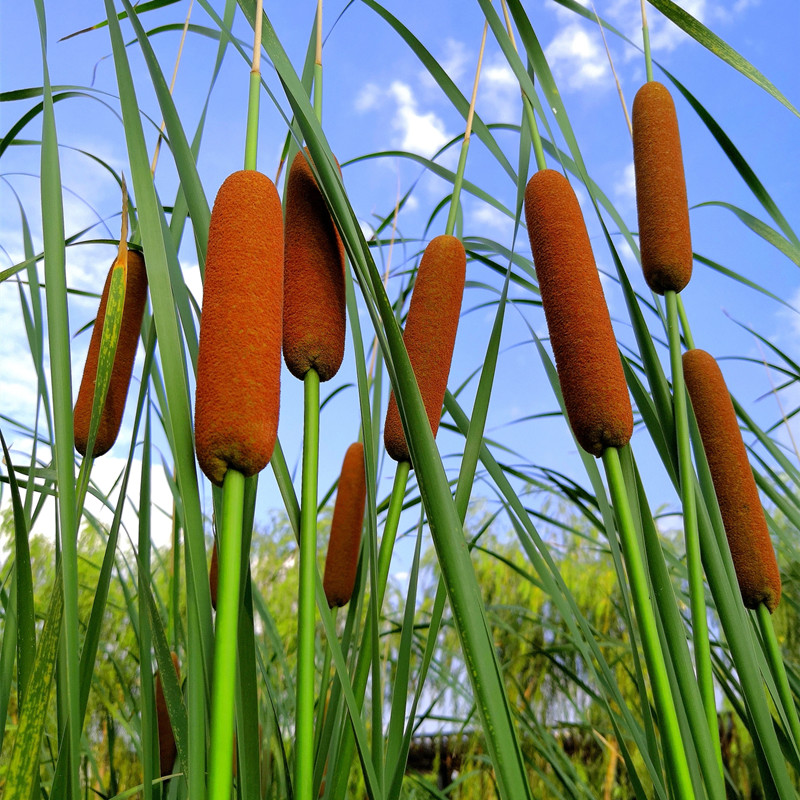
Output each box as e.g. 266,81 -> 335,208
695,201 -> 800,267
358,0 -> 517,184
3,568 -> 63,800
646,0 -> 799,118
120,0 -> 211,257
663,69 -> 799,248
345,150 -> 514,220
80,257 -> 126,462
0,432 -> 35,727
444,389 -> 670,799
146,584 -> 189,786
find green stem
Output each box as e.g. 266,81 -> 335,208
602,447 -> 694,800
666,290 -> 722,772
677,295 -> 696,350
445,140 -> 471,237
208,468 -> 245,800
523,94 -> 547,172
328,460 -> 410,800
641,0 -> 653,82
446,21 -> 486,237
244,71 -> 261,171
757,602 -> 800,750
313,0 -> 323,122
297,368 -> 320,800
244,0 -> 263,171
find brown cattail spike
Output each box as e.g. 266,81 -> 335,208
195,170 -> 283,486
384,235 -> 466,463
323,443 -> 367,607
632,81 -> 693,294
74,250 -> 148,456
683,349 -> 781,612
524,169 -> 633,456
155,652 -> 181,778
283,149 -> 346,382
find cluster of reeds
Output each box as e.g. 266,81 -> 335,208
1,2 -> 798,799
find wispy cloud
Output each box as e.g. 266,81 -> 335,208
544,24 -> 609,91
388,81 -> 451,158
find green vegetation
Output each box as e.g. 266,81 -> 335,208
1,1 -> 799,798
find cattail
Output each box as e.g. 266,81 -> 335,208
632,81 -> 693,294
73,250 -> 148,456
323,443 -> 367,607
283,149 -> 346,382
524,169 -> 633,456
195,170 -> 283,486
683,349 -> 781,612
210,539 -> 218,611
155,651 -> 181,778
384,235 -> 466,463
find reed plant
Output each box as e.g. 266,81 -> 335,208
1,1 -> 799,798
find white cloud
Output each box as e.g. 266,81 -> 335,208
388,81 -> 451,158
479,60 -> 520,123
355,82 -> 381,112
614,162 -> 636,202
545,23 -> 609,91
439,38 -> 470,84
472,204 -> 513,238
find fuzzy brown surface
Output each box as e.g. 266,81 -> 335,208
524,169 -> 633,456
73,250 -> 148,456
209,539 -> 218,611
384,235 -> 466,463
323,442 -> 367,607
156,652 -> 180,778
632,81 -> 693,294
283,149 -> 346,381
683,349 -> 781,611
195,170 -> 283,486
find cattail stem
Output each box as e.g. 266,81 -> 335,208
327,459 -> 410,800
296,367 -> 320,800
446,20 -> 487,237
208,468 -> 245,800
757,602 -> 800,750
666,290 -> 722,772
640,0 -> 653,83
500,0 -> 546,171
244,0 -> 263,171
601,446 -> 695,800
314,0 -> 323,121
677,295 -> 696,349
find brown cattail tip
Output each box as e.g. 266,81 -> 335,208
323,443 -> 367,607
384,235 -> 466,464
195,170 -> 283,486
524,169 -> 633,456
283,149 -> 347,382
632,81 -> 693,294
74,250 -> 148,457
155,652 -> 181,778
683,349 -> 781,612
209,540 -> 218,611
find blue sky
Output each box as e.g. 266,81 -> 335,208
1,0 -> 798,552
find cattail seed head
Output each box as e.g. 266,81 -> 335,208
524,169 -> 633,456
323,442 -> 367,607
384,235 -> 466,464
74,250 -> 148,456
632,81 -> 693,294
683,348 -> 781,612
195,170 -> 283,486
155,651 -> 181,778
283,149 -> 346,382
